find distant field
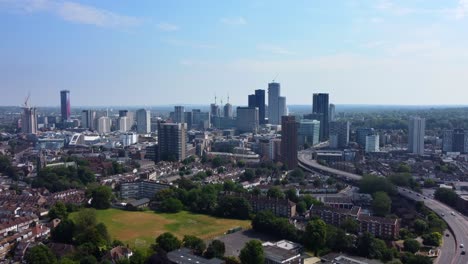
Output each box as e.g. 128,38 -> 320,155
70,209 -> 251,249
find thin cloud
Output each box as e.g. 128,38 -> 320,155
157,22 -> 179,32
455,0 -> 468,19
163,38 -> 216,49
0,0 -> 142,28
257,44 -> 295,55
220,16 -> 247,25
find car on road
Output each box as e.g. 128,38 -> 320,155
460,243 -> 464,248
446,233 -> 450,237
441,213 -> 445,216
462,250 -> 466,255
451,211 -> 456,216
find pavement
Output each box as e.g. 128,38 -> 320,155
297,150 -> 468,264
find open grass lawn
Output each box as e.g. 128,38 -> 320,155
71,209 -> 251,249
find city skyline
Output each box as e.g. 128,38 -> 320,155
3,0 -> 468,106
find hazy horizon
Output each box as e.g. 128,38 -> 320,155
2,0 -> 468,106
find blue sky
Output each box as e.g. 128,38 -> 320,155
1,0 -> 468,107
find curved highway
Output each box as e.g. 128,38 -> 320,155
298,150 -> 468,264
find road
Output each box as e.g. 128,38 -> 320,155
298,151 -> 362,181
397,188 -> 468,264
298,150 -> 468,264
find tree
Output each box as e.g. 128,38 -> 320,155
129,250 -> 146,264
302,194 -> 321,208
155,232 -> 182,252
413,219 -> 428,235
296,201 -> 307,215
359,175 -> 396,195
25,244 -> 57,264
434,188 -> 457,207
267,186 -> 285,199
405,254 -> 432,264
304,219 -> 327,255
239,240 -> 264,264
340,218 -> 360,234
215,196 -> 251,220
183,235 -> 206,255
160,198 -> 184,213
51,219 -> 75,244
404,239 -> 420,253
75,209 -> 97,231
204,240 -> 225,259
49,201 -> 69,220
241,169 -> 255,182
284,189 -> 299,203
372,191 -> 391,217
422,232 -> 442,246
90,185 -> 113,209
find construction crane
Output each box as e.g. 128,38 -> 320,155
23,92 -> 31,108
272,73 -> 279,82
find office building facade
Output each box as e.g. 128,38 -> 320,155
312,93 -> 329,141
442,129 -> 468,153
158,122 -> 187,161
174,106 -> 185,123
298,119 -> 320,148
408,117 -> 425,155
81,110 -> 96,130
329,121 -> 350,149
281,116 -> 298,169
136,109 -> 151,134
356,128 -> 375,148
60,90 -> 70,122
248,89 -> 266,124
268,82 -> 281,125
236,107 -> 259,134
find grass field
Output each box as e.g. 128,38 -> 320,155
71,209 -> 251,249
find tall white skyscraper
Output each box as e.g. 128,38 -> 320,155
408,117 -> 425,155
136,109 -> 151,134
97,116 -> 111,134
119,117 -> 129,132
268,82 -> 281,125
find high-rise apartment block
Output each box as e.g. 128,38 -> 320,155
224,103 -> 233,119
22,107 -> 37,134
268,82 -> 281,125
97,116 -> 111,134
60,90 -> 70,122
192,109 -> 210,130
281,116 -> 298,169
442,129 -> 468,153
158,122 -> 187,161
312,93 -> 329,141
174,106 -> 185,123
118,110 -> 134,132
81,110 -> 96,130
136,109 -> 151,134
236,107 -> 259,133
329,104 -> 336,122
356,128 -> 375,148
408,117 -> 425,155
329,121 -> 350,149
365,134 -> 380,153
